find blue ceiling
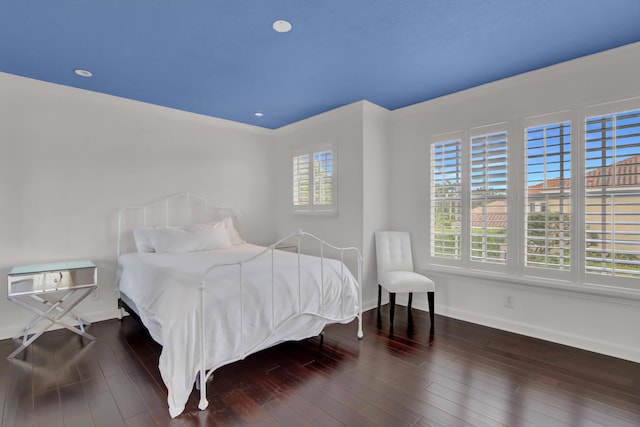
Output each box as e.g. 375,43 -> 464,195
2,1 -> 640,129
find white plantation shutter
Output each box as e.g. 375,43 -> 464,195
470,131 -> 508,264
525,122 -> 572,271
431,140 -> 462,259
293,154 -> 310,206
585,109 -> 640,278
313,150 -> 333,205
293,148 -> 336,212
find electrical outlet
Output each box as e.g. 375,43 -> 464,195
504,295 -> 513,308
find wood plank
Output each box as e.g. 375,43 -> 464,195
123,412 -> 157,427
60,382 -> 94,427
86,389 -> 127,427
33,388 -> 63,427
2,358 -> 35,427
219,388 -> 280,426
104,373 -> 148,420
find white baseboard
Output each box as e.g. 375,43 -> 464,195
0,309 -> 120,342
362,297 -> 379,312
376,297 -> 640,363
435,304 -> 640,364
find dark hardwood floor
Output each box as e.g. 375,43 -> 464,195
1,306 -> 639,426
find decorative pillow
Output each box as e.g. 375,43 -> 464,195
224,217 -> 245,245
151,222 -> 232,253
133,227 -> 156,253
186,218 -> 244,245
195,221 -> 233,250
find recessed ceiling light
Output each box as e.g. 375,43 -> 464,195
254,112 -> 264,117
272,20 -> 292,33
74,69 -> 93,77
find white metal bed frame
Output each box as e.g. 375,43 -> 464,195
116,193 -> 363,414
116,193 -> 242,258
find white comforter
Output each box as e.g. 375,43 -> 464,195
115,244 -> 359,417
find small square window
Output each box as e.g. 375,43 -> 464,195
293,147 -> 336,214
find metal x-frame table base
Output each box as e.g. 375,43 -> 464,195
7,287 -> 96,359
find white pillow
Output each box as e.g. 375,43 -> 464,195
196,221 -> 233,250
186,218 -> 244,245
224,217 -> 244,245
151,222 -> 232,253
133,227 -> 156,253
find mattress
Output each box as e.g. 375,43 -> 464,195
115,243 -> 359,417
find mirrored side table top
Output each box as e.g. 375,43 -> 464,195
7,260 -> 97,359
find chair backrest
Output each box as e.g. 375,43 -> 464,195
375,231 -> 414,277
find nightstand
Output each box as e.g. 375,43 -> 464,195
7,260 -> 97,359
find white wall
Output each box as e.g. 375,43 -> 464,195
0,73 -> 275,339
272,101 -> 391,307
273,101 -> 364,249
388,42 -> 640,362
362,102 -> 391,307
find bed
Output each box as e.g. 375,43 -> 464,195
114,193 -> 363,418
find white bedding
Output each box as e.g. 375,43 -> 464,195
115,243 -> 359,417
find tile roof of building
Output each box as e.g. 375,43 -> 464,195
467,154 -> 640,228
528,154 -> 640,193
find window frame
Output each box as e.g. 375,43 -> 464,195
468,123 -> 510,271
582,99 -> 640,289
428,124 -> 512,274
426,100 -> 640,293
520,112 -> 576,282
291,143 -> 337,215
429,132 -> 465,263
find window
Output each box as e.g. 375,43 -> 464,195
431,139 -> 462,259
525,121 -> 572,271
428,99 -> 640,290
292,147 -> 336,213
429,128 -> 508,267
470,130 -> 508,264
585,109 -> 640,279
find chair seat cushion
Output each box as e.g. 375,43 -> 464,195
379,270 -> 435,293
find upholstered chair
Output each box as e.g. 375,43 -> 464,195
375,231 -> 435,328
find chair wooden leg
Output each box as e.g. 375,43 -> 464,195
377,285 -> 382,310
389,292 -> 396,327
407,292 -> 413,311
428,291 -> 435,327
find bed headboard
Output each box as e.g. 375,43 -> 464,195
117,193 -> 241,257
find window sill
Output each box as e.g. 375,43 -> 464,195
292,209 -> 337,217
417,263 -> 640,305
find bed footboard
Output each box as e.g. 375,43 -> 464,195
196,229 -> 363,411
